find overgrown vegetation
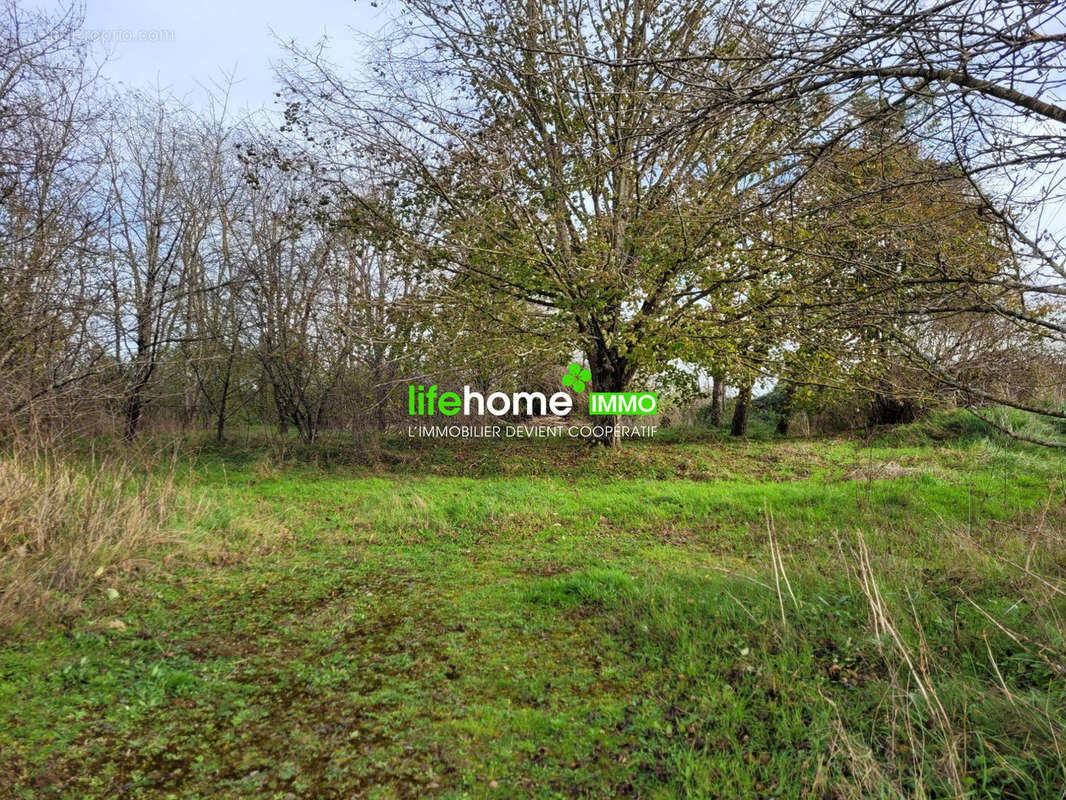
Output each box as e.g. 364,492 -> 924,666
0,448 -> 187,624
2,0 -> 1065,794
2,413 -> 1064,797
3,1 -> 1065,448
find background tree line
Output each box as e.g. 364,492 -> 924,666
2,0 -> 1063,445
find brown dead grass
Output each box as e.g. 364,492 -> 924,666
0,449 -> 186,623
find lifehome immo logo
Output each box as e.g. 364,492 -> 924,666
406,363 -> 658,439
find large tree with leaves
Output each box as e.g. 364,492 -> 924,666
280,0 -> 820,444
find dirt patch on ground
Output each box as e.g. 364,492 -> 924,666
840,461 -> 920,481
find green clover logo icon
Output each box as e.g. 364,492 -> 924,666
562,362 -> 591,393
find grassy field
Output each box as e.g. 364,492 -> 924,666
2,414 -> 1066,798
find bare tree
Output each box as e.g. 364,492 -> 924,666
331,193 -> 425,432
231,148 -> 346,442
0,1 -> 105,435
102,94 -> 220,439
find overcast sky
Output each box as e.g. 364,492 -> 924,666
24,0 -> 1066,238
45,0 -> 381,112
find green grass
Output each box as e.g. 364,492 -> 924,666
3,418 -> 1066,797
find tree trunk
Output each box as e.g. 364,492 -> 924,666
775,413 -> 790,436
123,390 -> 143,441
374,387 -> 388,432
598,415 -> 622,447
181,368 -> 198,431
731,383 -> 752,437
586,346 -> 629,447
270,381 -> 290,435
372,354 -> 389,431
776,383 -> 796,436
710,373 -> 725,426
215,365 -> 231,443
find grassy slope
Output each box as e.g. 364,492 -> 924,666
2,420 -> 1065,798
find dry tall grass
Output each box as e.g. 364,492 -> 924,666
835,523 -> 1066,798
0,447 -> 185,623
753,501 -> 1066,799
